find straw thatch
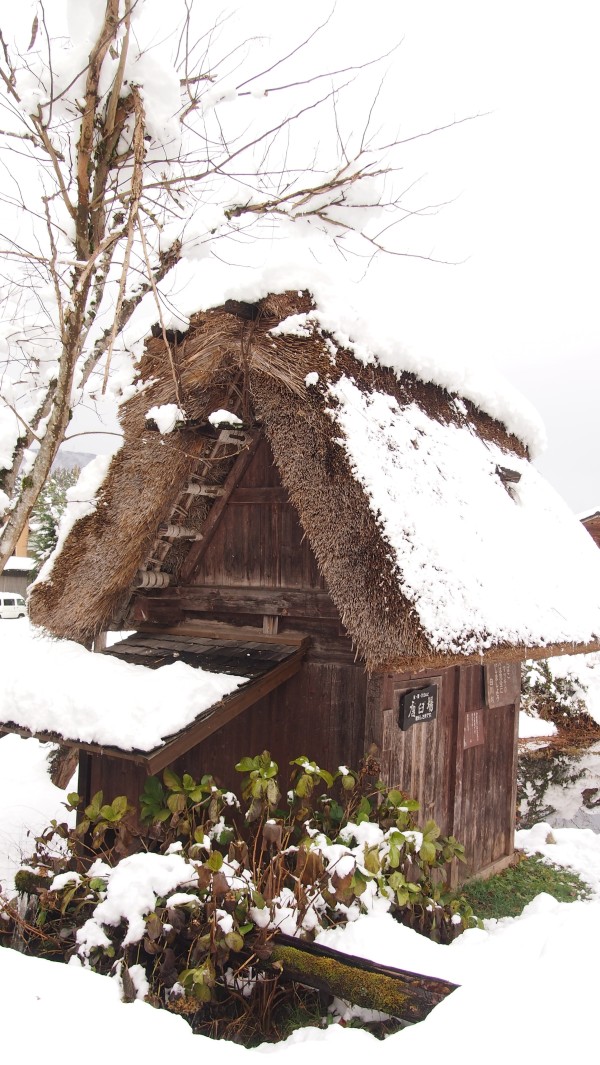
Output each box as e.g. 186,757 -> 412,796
28,291 -> 600,670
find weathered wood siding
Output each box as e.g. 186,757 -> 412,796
366,664 -> 518,883
84,436 -> 519,883
191,436 -> 326,596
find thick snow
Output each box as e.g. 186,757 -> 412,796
0,620 -> 244,752
327,375 -> 600,654
2,737 -> 600,1065
33,454 -> 114,586
2,620 -> 600,1062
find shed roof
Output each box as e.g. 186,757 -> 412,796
28,291 -> 600,671
0,632 -> 307,770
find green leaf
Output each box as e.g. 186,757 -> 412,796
85,791 -> 103,821
295,774 -> 312,799
182,773 -> 196,792
251,889 -> 266,909
89,877 -> 108,891
67,792 -> 81,807
419,840 -> 437,864
224,930 -> 244,952
188,785 -> 208,802
235,757 -> 256,773
422,819 -> 441,842
111,795 -> 129,820
364,846 -> 381,875
163,768 -> 182,791
100,804 -> 118,822
351,869 -> 369,896
167,792 -> 187,815
206,850 -> 223,872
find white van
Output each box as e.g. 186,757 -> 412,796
0,593 -> 27,619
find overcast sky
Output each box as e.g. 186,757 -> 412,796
65,1 -> 600,514
340,0 -> 600,514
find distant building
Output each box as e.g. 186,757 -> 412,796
580,509 -> 600,549
0,555 -> 35,597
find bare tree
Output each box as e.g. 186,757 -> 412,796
0,1 -> 464,569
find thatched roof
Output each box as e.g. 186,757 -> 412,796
29,291 -> 600,671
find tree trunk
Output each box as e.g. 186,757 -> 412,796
264,933 -> 458,1023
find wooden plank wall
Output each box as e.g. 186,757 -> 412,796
366,668 -> 458,836
169,659 -> 368,793
367,665 -> 517,884
190,437 -> 326,594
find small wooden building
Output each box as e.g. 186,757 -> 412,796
8,291 -> 600,883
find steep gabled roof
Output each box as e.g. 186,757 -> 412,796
29,291 -> 600,670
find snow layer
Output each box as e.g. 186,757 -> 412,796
2,620 -> 600,1063
327,375 -> 600,653
0,620 -> 243,751
0,733 -> 75,893
3,824 -> 600,1064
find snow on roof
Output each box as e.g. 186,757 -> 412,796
141,264 -> 546,456
327,375 -> 600,654
4,556 -> 35,572
0,624 -> 243,752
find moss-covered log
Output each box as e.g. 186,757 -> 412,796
267,934 -> 458,1023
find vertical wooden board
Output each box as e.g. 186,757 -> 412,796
456,699 -> 516,880
169,660 -> 368,793
191,433 -> 329,593
279,499 -> 326,589
379,669 -> 456,835
86,754 -> 148,812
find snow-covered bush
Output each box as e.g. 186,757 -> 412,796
521,660 -> 600,736
2,751 -> 477,1040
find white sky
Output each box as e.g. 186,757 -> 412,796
63,1 -> 600,513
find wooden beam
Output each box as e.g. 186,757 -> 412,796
139,586 -> 340,620
229,486 -> 288,503
0,722 -> 150,767
179,434 -> 261,582
449,665 -> 468,891
137,618 -> 309,647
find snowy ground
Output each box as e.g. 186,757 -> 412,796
2,619 -> 600,1063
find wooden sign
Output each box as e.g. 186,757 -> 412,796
399,685 -> 437,731
485,662 -> 521,709
463,709 -> 484,749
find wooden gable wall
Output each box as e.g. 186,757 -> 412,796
96,433 -> 519,884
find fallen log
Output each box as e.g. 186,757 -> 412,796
265,933 -> 458,1024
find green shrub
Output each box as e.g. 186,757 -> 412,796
1,751 -> 478,1042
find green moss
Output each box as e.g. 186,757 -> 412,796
458,854 -> 591,919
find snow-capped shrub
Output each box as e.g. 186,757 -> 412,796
2,751 -> 477,1041
521,660 -> 599,735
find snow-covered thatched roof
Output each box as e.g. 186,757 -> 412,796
29,291 -> 600,671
